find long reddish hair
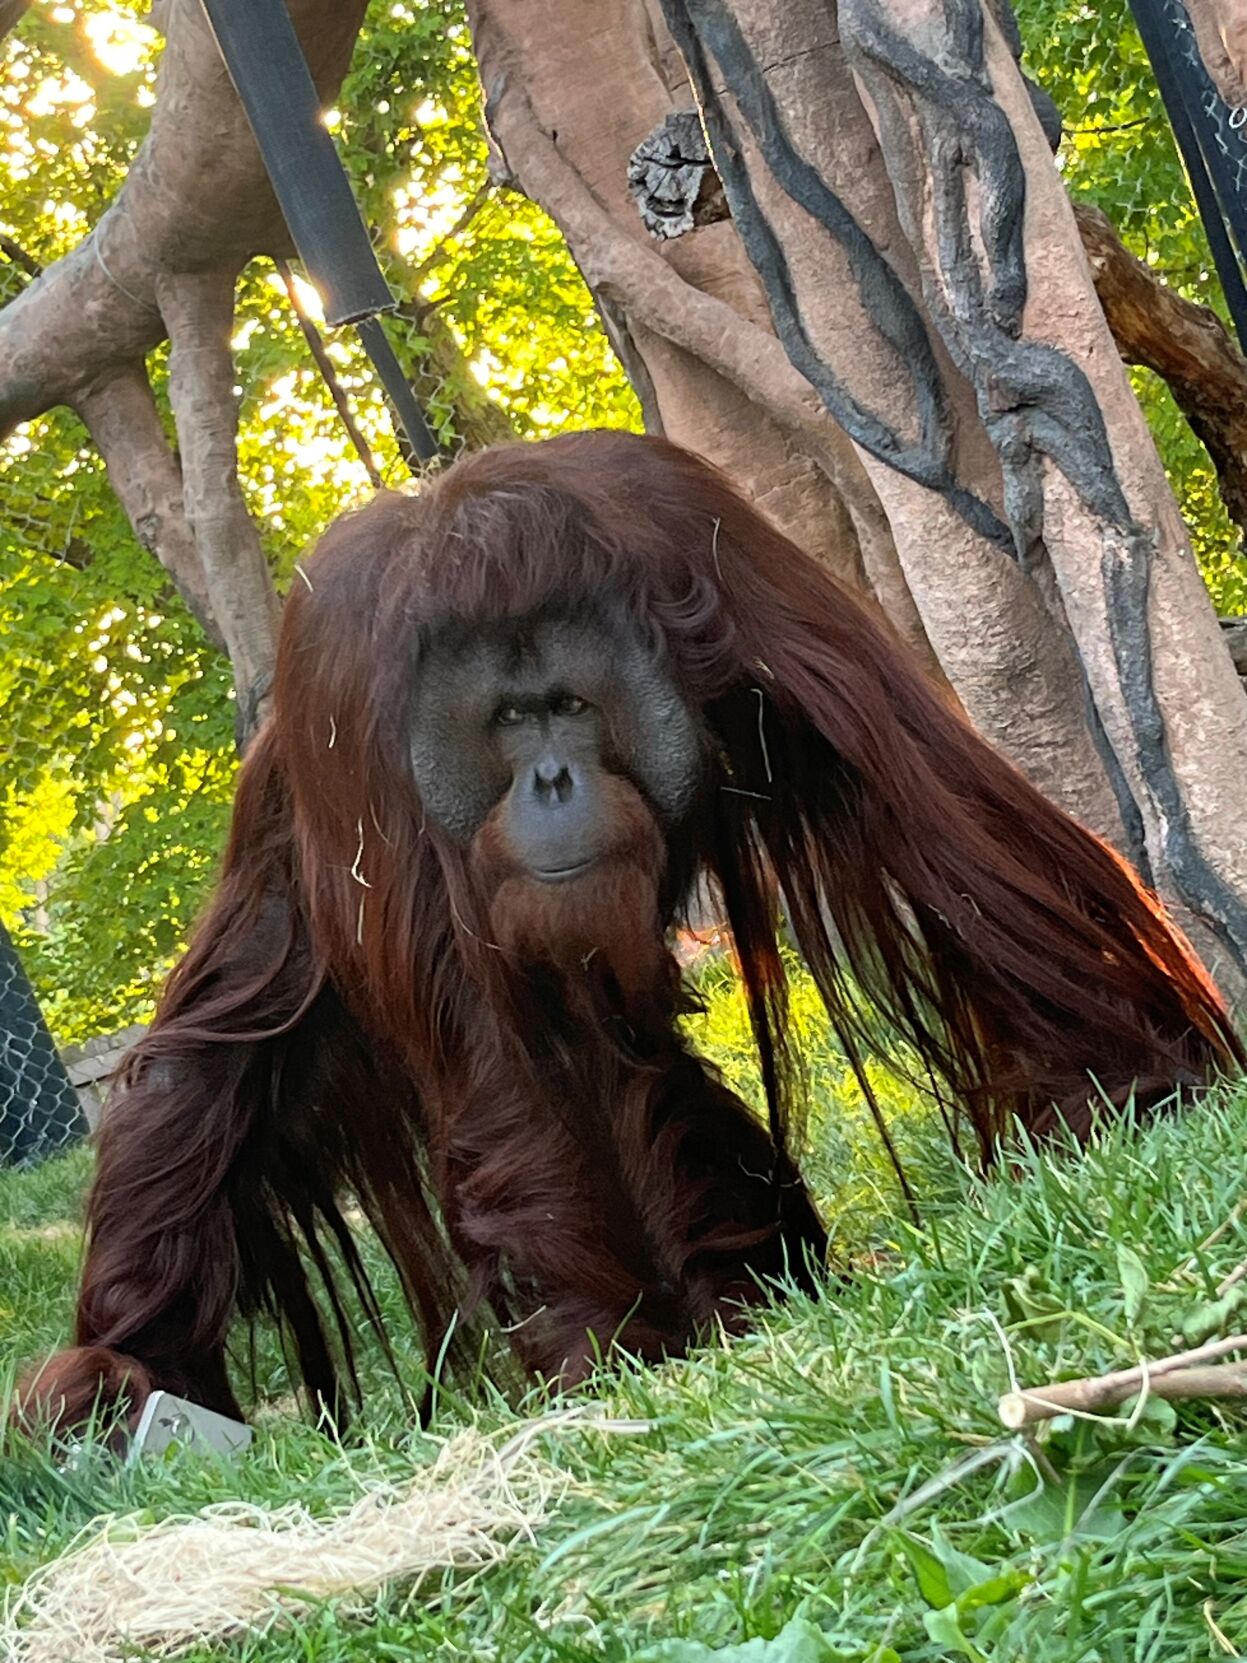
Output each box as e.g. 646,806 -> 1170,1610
273,429 -> 1235,1125
35,431 -> 1241,1427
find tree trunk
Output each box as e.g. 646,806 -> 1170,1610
467,0 -> 1133,841
833,0 -> 1247,982
0,1 -> 28,45
466,0 -> 1247,997
472,1 -> 948,677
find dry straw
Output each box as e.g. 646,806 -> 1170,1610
2,1410 -> 646,1663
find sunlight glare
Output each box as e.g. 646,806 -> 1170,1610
83,11 -> 156,78
268,269 -> 325,323
25,71 -> 93,117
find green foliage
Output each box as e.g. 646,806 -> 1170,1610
0,0 -> 637,1044
1016,0 -> 1247,612
337,1 -> 639,436
628,1618 -> 877,1661
684,950 -> 954,1246
0,402 -> 238,1038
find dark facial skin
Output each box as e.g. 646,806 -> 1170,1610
410,611 -> 705,879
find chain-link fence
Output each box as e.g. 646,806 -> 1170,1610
0,920 -> 86,1168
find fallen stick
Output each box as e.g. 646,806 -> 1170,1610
998,1333 -> 1247,1429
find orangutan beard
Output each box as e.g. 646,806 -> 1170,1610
473,789 -> 674,1020
489,856 -> 668,1009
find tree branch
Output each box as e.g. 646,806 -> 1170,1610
406,182 -> 494,289
999,1333 -> 1247,1428
393,294 -> 517,451
1076,201 -> 1247,541
0,0 -> 29,44
159,269 -> 280,739
0,0 -> 368,435
0,0 -> 369,728
0,233 -> 41,279
276,258 -> 382,489
77,367 -> 223,651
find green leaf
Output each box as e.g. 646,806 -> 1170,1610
627,1617 -> 860,1662
1002,1466 -> 1125,1541
890,1529 -> 995,1609
1119,1392 -> 1179,1439
1117,1242 -> 1149,1326
922,1607 -> 987,1660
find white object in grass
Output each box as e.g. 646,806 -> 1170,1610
129,1391 -> 254,1464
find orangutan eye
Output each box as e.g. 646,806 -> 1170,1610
495,704 -> 527,727
553,694 -> 587,717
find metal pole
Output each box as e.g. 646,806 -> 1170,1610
199,0 -> 440,461
1127,0 -> 1247,353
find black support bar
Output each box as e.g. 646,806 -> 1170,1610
199,0 -> 440,462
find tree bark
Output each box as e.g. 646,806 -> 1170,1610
0,1 -> 28,46
1186,0 -> 1247,110
466,0 -> 952,680
833,0 -> 1247,984
77,370 -> 224,653
471,0 -> 1128,830
670,0 -> 1135,834
160,269 -> 282,737
0,0 -> 365,432
998,1332 -> 1247,1428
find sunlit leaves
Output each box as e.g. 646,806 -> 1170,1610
339,0 -> 640,437
0,0 -> 638,1042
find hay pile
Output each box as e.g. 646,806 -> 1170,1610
3,1411 -> 639,1662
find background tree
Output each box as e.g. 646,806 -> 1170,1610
0,0 -> 634,1039
2,0 -> 1246,1040
464,0 -> 1247,993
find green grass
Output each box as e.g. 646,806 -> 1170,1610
3,977 -> 1247,1660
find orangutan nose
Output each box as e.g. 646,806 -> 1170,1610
532,757 -> 575,804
